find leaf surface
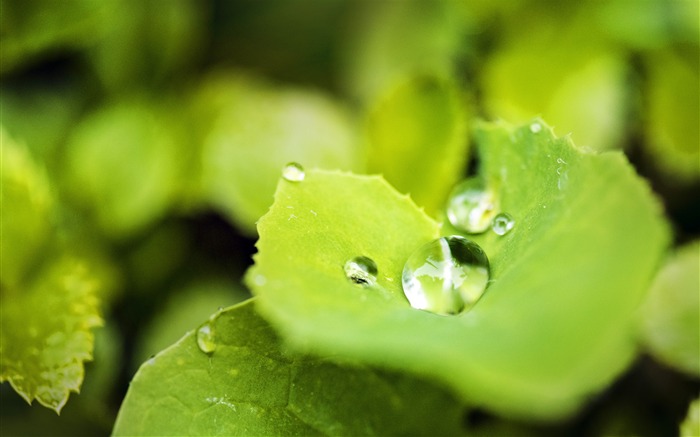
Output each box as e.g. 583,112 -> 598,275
639,241 -> 700,376
250,120 -> 669,419
113,300 -> 465,436
0,256 -> 103,413
367,75 -> 469,215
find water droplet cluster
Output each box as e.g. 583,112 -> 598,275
446,177 -> 515,236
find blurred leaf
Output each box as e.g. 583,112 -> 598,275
88,0 -> 206,91
62,97 -> 186,239
0,129 -> 52,288
644,48 -> 700,183
132,279 -> 248,369
367,75 -> 469,215
681,398 -> 700,437
196,72 -> 362,235
113,300 -> 466,436
480,13 -> 627,150
0,0 -> 109,74
0,256 -> 102,413
640,241 -> 700,376
250,119 -> 669,419
339,0 -> 467,103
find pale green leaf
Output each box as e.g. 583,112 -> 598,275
250,119 -> 669,420
0,129 -> 52,289
480,14 -> 627,151
62,97 -> 186,239
644,49 -> 700,183
197,72 -> 362,235
1,256 -> 103,413
113,300 -> 466,436
639,241 -> 700,376
681,398 -> 700,437
367,75 -> 469,215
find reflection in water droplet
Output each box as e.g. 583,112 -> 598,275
344,256 -> 378,287
282,162 -> 305,182
492,213 -> 515,236
530,122 -> 542,133
446,178 -> 496,234
196,322 -> 217,354
402,236 -> 490,315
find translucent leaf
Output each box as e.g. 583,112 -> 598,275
639,241 -> 700,376
113,300 -> 466,436
250,119 -> 669,419
0,129 -> 52,289
367,75 -> 469,215
0,256 -> 103,413
62,97 -> 186,239
196,72 -> 362,235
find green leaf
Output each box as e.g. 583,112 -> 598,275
62,97 -> 185,239
1,255 -> 103,413
367,75 -> 469,215
644,48 -> 700,183
197,72 -> 362,235
250,119 -> 669,419
639,241 -> 700,376
113,300 -> 466,436
681,398 -> 700,437
0,128 -> 52,289
480,13 -> 627,151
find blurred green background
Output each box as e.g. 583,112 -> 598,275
1,0 -> 698,435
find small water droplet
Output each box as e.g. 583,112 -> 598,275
492,213 -> 515,236
344,256 -> 378,287
530,122 -> 542,133
282,162 -> 305,182
401,236 -> 490,315
446,179 -> 497,234
196,322 -> 217,354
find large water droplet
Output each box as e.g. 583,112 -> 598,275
446,179 -> 496,233
402,236 -> 490,315
344,256 -> 378,287
492,212 -> 515,236
196,322 -> 217,354
282,162 -> 305,182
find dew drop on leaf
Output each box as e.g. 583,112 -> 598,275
446,178 -> 496,233
196,322 -> 216,354
530,122 -> 542,133
282,162 -> 305,182
344,256 -> 378,287
401,236 -> 490,315
492,212 -> 515,236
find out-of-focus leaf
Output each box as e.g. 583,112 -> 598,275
339,0 -> 467,103
250,119 -> 669,419
132,279 -> 248,369
640,241 -> 700,376
480,14 -> 627,151
62,97 -> 186,239
681,398 -> 700,437
367,75 -> 469,215
0,256 -> 103,413
0,129 -> 52,288
644,49 -> 700,183
113,300 -> 466,436
196,72 -> 362,235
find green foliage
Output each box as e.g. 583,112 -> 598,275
681,398 -> 700,437
1,256 -> 102,413
367,75 -> 469,215
639,241 -> 700,376
195,72 -> 362,235
113,300 -> 466,436
250,120 -> 669,420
